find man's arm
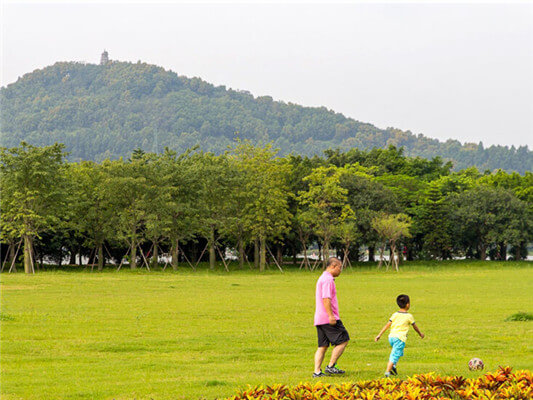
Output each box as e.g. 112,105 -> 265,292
374,321 -> 392,341
412,323 -> 425,339
322,298 -> 337,325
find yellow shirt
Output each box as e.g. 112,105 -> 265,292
388,311 -> 415,343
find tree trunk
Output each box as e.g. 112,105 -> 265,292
397,245 -> 402,269
342,246 -> 349,268
130,240 -> 137,270
390,242 -> 397,271
97,242 -> 104,271
78,245 -> 83,267
209,226 -> 216,270
368,245 -> 375,262
238,238 -> 244,270
276,245 -> 283,267
8,242 -> 18,272
23,235 -> 33,274
499,242 -> 507,261
151,241 -> 159,269
171,238 -> 179,270
303,243 -> 309,270
8,243 -> 15,269
259,235 -> 266,272
69,249 -> 76,265
322,240 -> 329,269
397,244 -> 402,266
515,242 -> 522,260
479,243 -> 487,261
254,238 -> 259,269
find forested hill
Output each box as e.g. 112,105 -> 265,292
1,61 -> 531,172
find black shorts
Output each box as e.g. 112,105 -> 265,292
316,319 -> 350,347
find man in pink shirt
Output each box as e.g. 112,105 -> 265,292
313,257 -> 350,378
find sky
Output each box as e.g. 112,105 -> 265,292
1,1 -> 532,147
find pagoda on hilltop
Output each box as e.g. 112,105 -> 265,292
100,50 -> 109,65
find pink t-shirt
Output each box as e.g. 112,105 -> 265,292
314,270 -> 340,326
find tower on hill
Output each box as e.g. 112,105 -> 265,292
100,50 -> 109,65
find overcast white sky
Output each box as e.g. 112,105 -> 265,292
1,1 -> 532,147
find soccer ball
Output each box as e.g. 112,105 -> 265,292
468,358 -> 484,371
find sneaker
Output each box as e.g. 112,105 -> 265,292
325,364 -> 345,374
391,365 -> 398,376
384,372 -> 391,378
313,371 -> 327,378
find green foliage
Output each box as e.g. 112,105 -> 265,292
372,213 -> 412,246
449,186 -> 531,260
1,142 -> 531,270
0,142 -> 68,272
229,142 -> 292,271
505,312 -> 533,322
298,165 -> 355,264
411,183 -> 453,259
1,62 -> 531,172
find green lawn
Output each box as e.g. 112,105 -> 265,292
1,261 -> 532,399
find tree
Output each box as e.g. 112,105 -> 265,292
105,156 -> 151,269
298,165 -> 354,267
154,149 -> 201,270
450,186 -> 532,260
411,183 -> 452,260
339,164 -> 398,261
231,142 -> 291,272
68,161 -> 117,270
372,213 -> 412,271
0,142 -> 68,273
194,152 -> 234,270
336,218 -> 360,268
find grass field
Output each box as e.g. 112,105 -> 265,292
1,261 -> 532,399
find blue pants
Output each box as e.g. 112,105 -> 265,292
389,337 -> 405,364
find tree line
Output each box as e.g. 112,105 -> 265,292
1,142 -> 532,274
1,61 -> 531,173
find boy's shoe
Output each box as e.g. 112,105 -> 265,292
384,372 -> 391,378
391,365 -> 398,376
325,364 -> 345,374
313,371 -> 327,378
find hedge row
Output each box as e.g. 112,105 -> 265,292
223,367 -> 532,400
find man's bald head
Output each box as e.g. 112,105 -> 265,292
326,257 -> 342,276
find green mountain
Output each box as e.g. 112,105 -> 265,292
1,61 -> 531,172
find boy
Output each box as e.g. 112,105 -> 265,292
374,294 -> 424,377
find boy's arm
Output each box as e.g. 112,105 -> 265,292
412,322 -> 425,339
374,321 -> 392,341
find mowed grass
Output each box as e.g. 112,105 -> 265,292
1,261 -> 532,400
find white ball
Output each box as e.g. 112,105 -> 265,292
468,358 -> 484,371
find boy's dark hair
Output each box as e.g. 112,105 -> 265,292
396,294 -> 410,308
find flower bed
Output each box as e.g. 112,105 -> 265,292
223,367 -> 532,400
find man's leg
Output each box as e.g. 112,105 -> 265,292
328,340 -> 348,367
314,346 -> 328,373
